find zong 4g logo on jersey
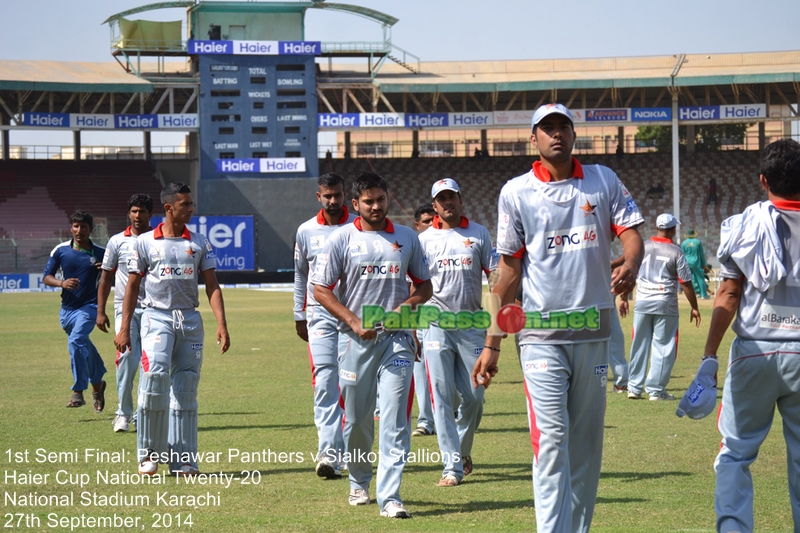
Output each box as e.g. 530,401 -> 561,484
545,224 -> 599,255
359,261 -> 402,279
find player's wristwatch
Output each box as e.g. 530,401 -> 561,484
701,355 -> 718,360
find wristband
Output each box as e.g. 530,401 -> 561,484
483,346 -> 500,353
60,280 -> 64,288
702,355 -> 717,360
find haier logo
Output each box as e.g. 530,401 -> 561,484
450,113 -> 491,126
319,114 -> 359,128
159,114 -> 198,129
679,106 -> 718,120
280,41 -> 320,55
632,108 -> 671,122
151,215 -> 255,271
23,113 -> 69,127
115,115 -> 157,129
189,40 -> 232,54
406,114 -> 448,128
721,104 -> 766,119
217,159 -> 259,173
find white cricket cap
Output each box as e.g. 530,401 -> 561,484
532,103 -> 574,130
656,213 -> 680,229
676,358 -> 719,420
431,178 -> 460,199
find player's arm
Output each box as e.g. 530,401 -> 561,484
611,228 -> 644,296
314,283 -> 375,340
202,268 -> 230,354
472,255 -> 522,389
293,238 -> 309,342
42,251 -> 77,290
95,269 -> 114,333
114,273 -> 141,352
702,276 -> 742,358
681,280 -> 701,327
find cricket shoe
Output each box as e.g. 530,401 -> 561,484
348,488 -> 370,506
315,460 -> 342,479
173,463 -> 199,477
112,415 -> 130,433
412,426 -> 435,437
650,392 -> 676,401
627,391 -> 642,400
381,501 -> 411,518
613,385 -> 628,394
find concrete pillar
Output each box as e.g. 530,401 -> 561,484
144,131 -> 153,161
2,129 -> 9,161
412,130 -> 419,157
73,130 -> 81,161
758,122 -> 766,151
687,124 -> 695,154
617,126 -> 625,153
480,129 -> 488,155
344,131 -> 351,158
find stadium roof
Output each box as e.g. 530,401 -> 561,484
0,61 -> 153,93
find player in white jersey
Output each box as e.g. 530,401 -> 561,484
418,178 -> 496,486
700,139 -> 800,533
114,182 -> 230,477
472,103 -> 644,533
96,194 -> 153,433
293,173 -> 356,478
312,172 -> 432,519
627,213 -> 701,401
410,203 -> 436,437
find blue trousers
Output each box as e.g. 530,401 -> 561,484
60,304 -> 106,391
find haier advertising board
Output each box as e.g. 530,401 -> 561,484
151,215 -> 255,271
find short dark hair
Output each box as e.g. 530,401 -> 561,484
414,203 -> 435,222
318,173 -> 344,189
760,139 -> 800,197
70,210 -> 93,228
128,193 -> 153,213
351,172 -> 387,200
161,182 -> 191,205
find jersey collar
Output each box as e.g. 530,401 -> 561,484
771,199 -> 800,211
123,225 -> 153,237
353,216 -> 394,233
531,157 -> 584,183
432,215 -> 469,229
153,222 -> 191,240
651,236 -> 673,244
316,206 -> 350,225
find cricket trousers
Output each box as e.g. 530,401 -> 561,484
60,303 -> 106,392
114,307 -> 143,417
628,312 -> 679,397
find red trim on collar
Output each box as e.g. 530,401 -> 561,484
651,236 -> 674,244
153,222 -> 191,240
771,199 -> 800,212
353,216 -> 394,233
316,206 -> 350,225
124,226 -> 153,237
431,215 -> 469,229
531,157 -> 584,183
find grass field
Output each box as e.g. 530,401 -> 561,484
0,290 -> 794,532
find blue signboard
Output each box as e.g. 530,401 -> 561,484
152,215 -> 256,271
631,108 -> 672,121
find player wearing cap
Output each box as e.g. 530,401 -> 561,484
114,182 -> 230,477
472,103 -> 644,533
96,194 -> 153,433
43,210 -> 108,411
411,203 -> 436,438
293,173 -> 356,478
681,229 -> 709,299
419,178 -> 496,486
312,172 -> 432,519
627,213 -> 701,401
700,139 -> 800,533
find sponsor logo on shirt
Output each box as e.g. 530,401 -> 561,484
474,347 -> 483,355
339,369 -> 357,381
435,255 -> 474,270
758,303 -> 800,331
191,343 -> 203,350
594,365 -> 608,375
626,199 -> 638,213
159,264 -> 195,278
310,235 -> 325,249
393,359 -> 412,367
349,241 -> 367,256
425,341 -> 440,350
524,360 -> 548,373
545,224 -> 599,255
359,261 -> 402,279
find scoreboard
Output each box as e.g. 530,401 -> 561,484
193,40 -> 320,179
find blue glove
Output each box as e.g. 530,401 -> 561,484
676,357 -> 719,420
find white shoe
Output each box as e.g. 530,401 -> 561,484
173,463 -> 199,477
381,501 -> 411,518
650,392 -> 676,401
348,488 -> 370,506
315,460 -> 342,479
112,415 -> 130,433
138,450 -> 158,476
627,391 -> 642,400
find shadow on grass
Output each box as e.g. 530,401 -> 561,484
481,411 -> 527,417
601,471 -> 691,482
474,426 -> 530,434
199,423 -> 312,432
405,498 -> 534,516
200,411 -> 263,417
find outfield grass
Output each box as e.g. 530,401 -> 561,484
0,290 -> 793,532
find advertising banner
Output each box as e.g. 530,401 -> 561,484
21,113 -> 199,131
151,215 -> 256,271
188,40 -> 321,56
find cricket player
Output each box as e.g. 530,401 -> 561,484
628,213 -> 701,401
701,139 -> 800,533
681,229 -> 709,299
96,194 -> 153,433
294,173 -> 356,478
42,210 -> 107,411
411,202 -> 436,437
472,103 -> 644,533
312,172 -> 432,519
114,182 -> 230,477
419,178 -> 496,486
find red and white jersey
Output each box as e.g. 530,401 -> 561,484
720,200 -> 800,341
310,217 -> 430,331
101,226 -> 149,309
293,207 -> 356,321
633,237 -> 692,316
418,216 -> 497,313
496,158 -> 643,343
129,223 -> 216,310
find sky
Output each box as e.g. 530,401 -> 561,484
1,0 -> 798,146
